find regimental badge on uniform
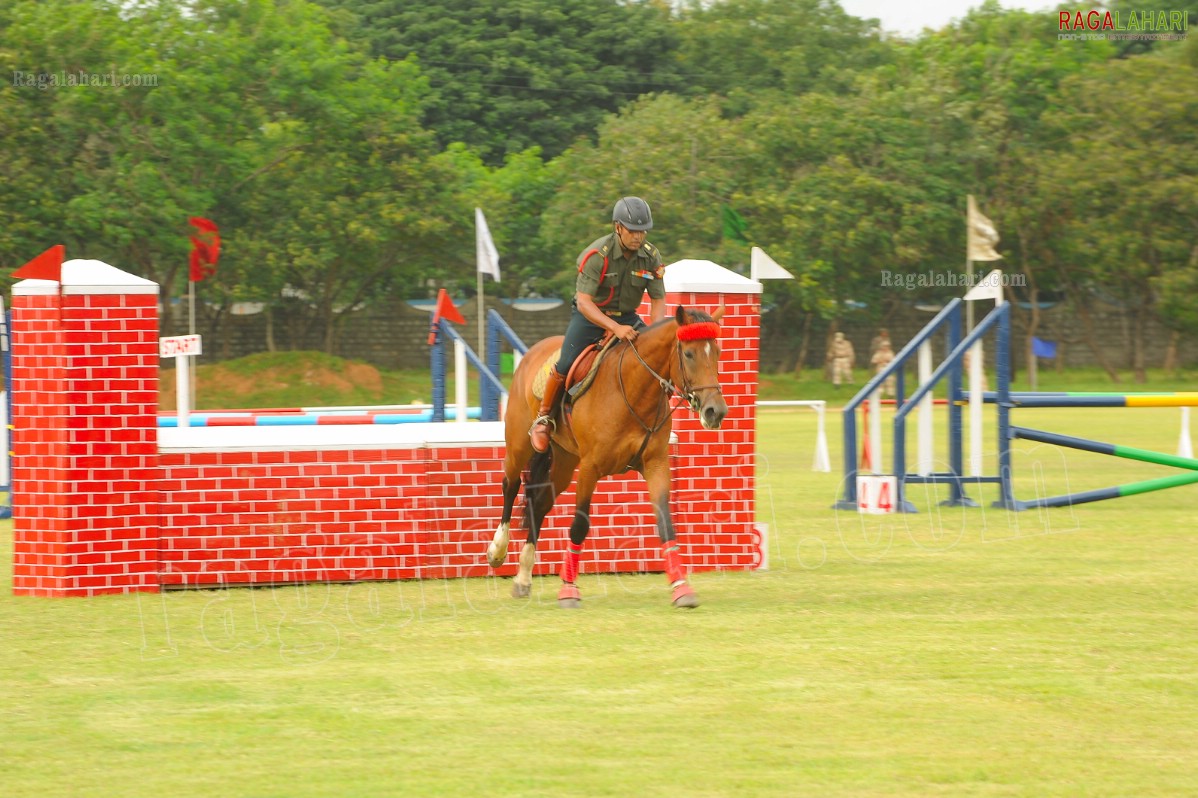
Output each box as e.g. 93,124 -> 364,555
654,265 -> 664,279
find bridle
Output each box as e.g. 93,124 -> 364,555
618,322 -> 723,437
611,331 -> 719,472
672,339 -> 724,415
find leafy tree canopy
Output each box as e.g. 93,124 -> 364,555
320,0 -> 682,164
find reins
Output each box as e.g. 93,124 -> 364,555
618,342 -> 677,433
615,322 -> 723,469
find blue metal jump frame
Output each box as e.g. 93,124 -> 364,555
835,299 -> 964,511
835,298 -> 1014,512
482,309 -> 528,422
901,300 -> 1014,510
429,318 -> 506,423
429,310 -> 529,423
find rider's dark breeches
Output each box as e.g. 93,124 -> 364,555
554,305 -> 644,376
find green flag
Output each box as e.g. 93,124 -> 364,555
721,205 -> 749,243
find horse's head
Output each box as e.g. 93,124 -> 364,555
674,305 -> 729,430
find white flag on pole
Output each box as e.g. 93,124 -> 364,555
476,207 -> 500,282
750,246 -> 795,281
967,195 -> 1003,262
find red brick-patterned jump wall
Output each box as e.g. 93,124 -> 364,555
11,262 -> 761,596
11,273 -> 160,596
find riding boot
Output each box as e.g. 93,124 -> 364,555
530,368 -> 566,453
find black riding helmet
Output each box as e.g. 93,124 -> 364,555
613,196 -> 653,231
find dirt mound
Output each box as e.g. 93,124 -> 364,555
159,352 -> 387,410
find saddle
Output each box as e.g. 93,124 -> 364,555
532,332 -> 619,403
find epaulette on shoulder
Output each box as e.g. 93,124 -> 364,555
644,242 -> 657,256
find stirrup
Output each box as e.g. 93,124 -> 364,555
529,415 -> 555,452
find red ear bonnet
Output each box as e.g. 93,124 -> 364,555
676,322 -> 721,342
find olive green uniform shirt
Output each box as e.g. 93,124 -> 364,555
574,232 -> 665,314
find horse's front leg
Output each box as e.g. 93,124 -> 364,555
492,454 -> 535,600
487,469 -> 522,570
644,455 -> 699,609
557,464 -> 598,609
514,449 -> 581,603
512,453 -> 556,599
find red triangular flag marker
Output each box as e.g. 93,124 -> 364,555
427,288 -> 467,345
13,245 -> 65,282
434,288 -> 466,325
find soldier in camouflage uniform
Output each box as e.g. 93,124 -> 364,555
827,331 -> 856,388
870,328 -> 891,358
529,196 -> 667,452
871,338 -> 896,398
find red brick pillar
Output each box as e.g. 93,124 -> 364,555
11,260 -> 161,596
644,259 -> 762,570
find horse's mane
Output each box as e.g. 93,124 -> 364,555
642,308 -> 716,334
621,309 -> 717,351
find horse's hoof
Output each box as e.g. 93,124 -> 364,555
557,583 -> 581,608
671,584 -> 700,609
486,547 -> 506,569
511,581 -> 531,599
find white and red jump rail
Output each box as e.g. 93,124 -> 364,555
10,259 -> 764,596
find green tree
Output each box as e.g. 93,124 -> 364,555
0,0 -> 200,281
225,53 -> 455,353
320,0 -> 682,164
539,93 -> 748,294
1104,0 -> 1198,58
731,77 -> 969,372
1036,47 -> 1198,380
0,0 -> 470,355
907,3 -> 1116,375
672,0 -> 893,110
412,142 -> 561,305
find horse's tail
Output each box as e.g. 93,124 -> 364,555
522,447 -> 554,535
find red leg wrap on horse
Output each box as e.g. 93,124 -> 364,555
561,542 -> 584,584
662,543 -> 687,585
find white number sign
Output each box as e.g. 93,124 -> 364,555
857,475 -> 897,515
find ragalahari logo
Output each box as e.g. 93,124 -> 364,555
1059,9 -> 1189,40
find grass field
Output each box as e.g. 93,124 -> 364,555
2,407 -> 1197,796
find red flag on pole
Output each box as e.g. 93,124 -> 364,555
435,288 -> 467,325
188,217 -> 220,281
12,245 -> 65,282
427,288 -> 466,345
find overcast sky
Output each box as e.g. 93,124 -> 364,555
837,0 -> 1058,37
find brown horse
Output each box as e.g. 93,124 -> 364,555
487,305 -> 728,608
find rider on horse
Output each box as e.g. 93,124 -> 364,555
528,196 -> 667,452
